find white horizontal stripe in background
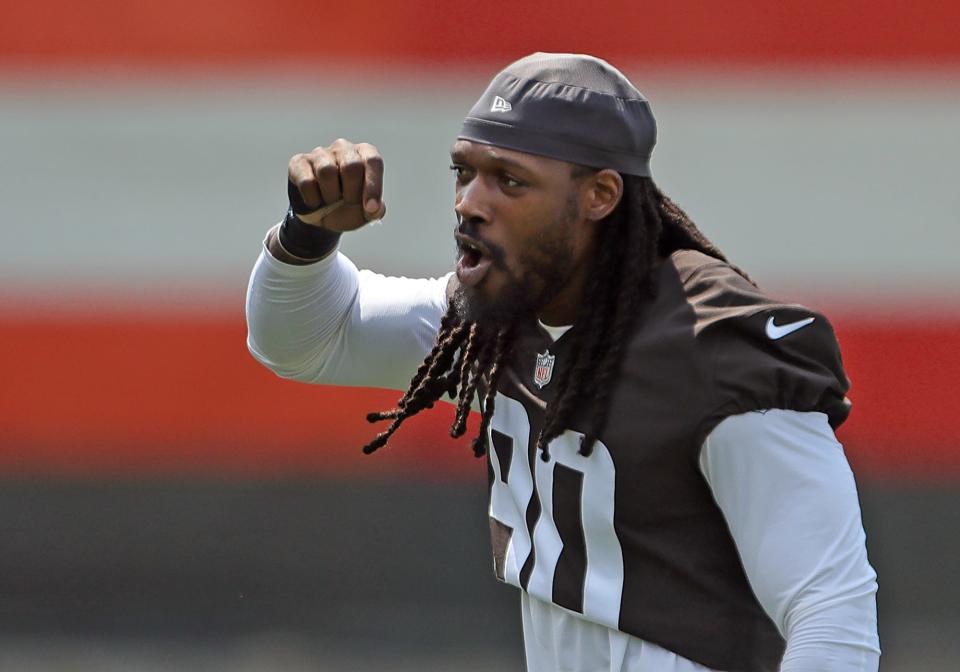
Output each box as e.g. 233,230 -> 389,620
0,69 -> 957,308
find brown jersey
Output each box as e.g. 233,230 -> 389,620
485,249 -> 850,672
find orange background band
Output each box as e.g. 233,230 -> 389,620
2,311 -> 956,479
3,1 -> 959,65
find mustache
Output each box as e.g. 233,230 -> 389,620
455,224 -> 507,266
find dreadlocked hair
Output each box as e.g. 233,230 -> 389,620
363,172 -> 741,461
362,311 -> 514,457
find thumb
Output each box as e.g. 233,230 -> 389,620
288,178 -> 345,225
298,200 -> 346,226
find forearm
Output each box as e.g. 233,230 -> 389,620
245,225 -> 453,390
779,595 -> 879,672
245,224 -> 360,382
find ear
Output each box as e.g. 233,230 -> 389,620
582,169 -> 623,222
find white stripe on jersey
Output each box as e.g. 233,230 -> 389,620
488,394 -> 534,587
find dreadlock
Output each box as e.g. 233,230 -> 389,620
363,173 -> 740,461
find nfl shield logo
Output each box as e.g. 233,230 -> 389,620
534,350 -> 555,389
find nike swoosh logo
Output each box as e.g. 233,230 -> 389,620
765,315 -> 815,340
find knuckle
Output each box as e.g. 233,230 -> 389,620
309,149 -> 334,166
288,154 -> 306,174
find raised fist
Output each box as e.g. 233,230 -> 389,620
287,139 -> 386,232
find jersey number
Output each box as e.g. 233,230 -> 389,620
487,394 -> 624,628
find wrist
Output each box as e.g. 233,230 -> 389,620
276,209 -> 341,261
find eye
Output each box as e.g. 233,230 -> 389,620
500,173 -> 524,189
449,164 -> 471,183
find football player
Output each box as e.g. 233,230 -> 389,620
246,53 -> 879,671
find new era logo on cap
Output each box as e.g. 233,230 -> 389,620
490,96 -> 512,113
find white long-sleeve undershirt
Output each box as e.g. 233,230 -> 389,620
246,229 -> 451,390
245,236 -> 880,671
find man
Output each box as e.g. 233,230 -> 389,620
246,53 -> 880,671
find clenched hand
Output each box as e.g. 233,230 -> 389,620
287,139 -> 386,232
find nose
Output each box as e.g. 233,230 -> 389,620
454,175 -> 491,228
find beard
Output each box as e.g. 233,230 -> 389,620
453,199 -> 579,327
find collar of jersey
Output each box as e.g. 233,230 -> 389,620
537,320 -> 573,342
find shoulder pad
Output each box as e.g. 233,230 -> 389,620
676,252 -> 851,432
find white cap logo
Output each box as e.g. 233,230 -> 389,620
490,96 -> 512,113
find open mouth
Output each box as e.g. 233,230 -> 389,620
461,239 -> 483,267
455,234 -> 494,288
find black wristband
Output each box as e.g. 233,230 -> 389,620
278,208 -> 342,260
